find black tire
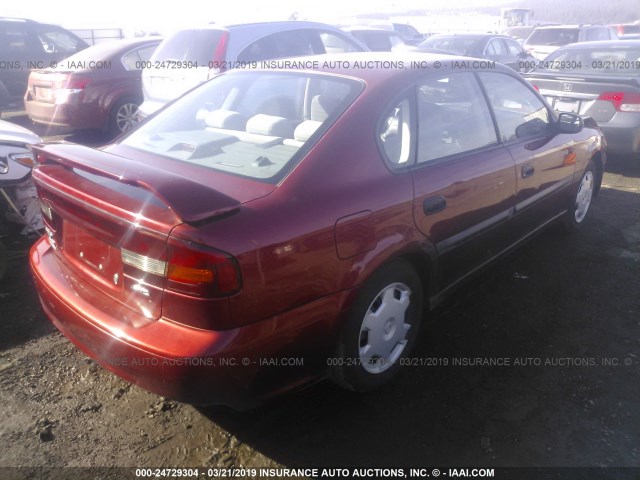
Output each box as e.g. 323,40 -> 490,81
563,159 -> 596,232
330,261 -> 423,392
108,97 -> 140,135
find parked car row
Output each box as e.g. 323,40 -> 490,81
3,17 -> 640,158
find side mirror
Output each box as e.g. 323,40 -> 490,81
557,112 -> 583,134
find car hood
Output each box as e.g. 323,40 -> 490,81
0,120 -> 42,145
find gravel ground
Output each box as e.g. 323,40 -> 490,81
0,118 -> 639,479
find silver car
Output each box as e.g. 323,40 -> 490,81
139,21 -> 367,118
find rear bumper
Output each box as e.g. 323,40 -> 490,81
599,118 -> 640,156
30,237 -> 345,408
24,99 -> 104,130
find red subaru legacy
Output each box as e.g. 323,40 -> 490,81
30,53 -> 605,409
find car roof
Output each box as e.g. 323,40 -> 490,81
426,33 -> 509,40
534,24 -> 607,30
251,51 -> 514,85
557,39 -> 640,49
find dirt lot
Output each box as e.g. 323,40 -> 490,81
0,117 -> 639,478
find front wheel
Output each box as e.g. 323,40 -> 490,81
331,261 -> 423,392
563,160 -> 596,231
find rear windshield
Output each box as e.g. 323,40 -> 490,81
534,47 -> 640,74
420,36 -> 477,55
151,29 -> 225,64
121,71 -> 362,183
527,29 -> 579,46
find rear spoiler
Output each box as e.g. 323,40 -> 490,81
31,142 -> 240,223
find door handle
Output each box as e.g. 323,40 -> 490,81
423,196 -> 447,215
522,164 -> 535,178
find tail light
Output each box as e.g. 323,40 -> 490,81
121,237 -> 241,298
52,75 -> 91,104
166,237 -> 241,297
208,31 -> 230,79
532,84 -> 540,91
598,91 -> 640,112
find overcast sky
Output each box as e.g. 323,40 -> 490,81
5,0 -> 507,33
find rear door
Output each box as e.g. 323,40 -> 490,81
409,72 -> 517,289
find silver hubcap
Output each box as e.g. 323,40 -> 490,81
359,282 -> 412,374
574,170 -> 594,223
116,103 -> 139,133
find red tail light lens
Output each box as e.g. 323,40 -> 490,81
208,31 -> 230,78
598,91 -> 640,112
166,237 -> 241,297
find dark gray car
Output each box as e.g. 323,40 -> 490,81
0,17 -> 88,110
139,21 -> 367,118
525,40 -> 640,156
418,33 -> 536,72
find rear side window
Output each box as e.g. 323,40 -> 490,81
122,44 -> 160,71
379,98 -> 413,166
152,29 -> 225,64
416,73 -> 497,163
479,72 -> 550,142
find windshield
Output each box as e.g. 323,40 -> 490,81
121,70 -> 361,182
534,46 -> 640,75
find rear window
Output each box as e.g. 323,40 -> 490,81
527,28 -> 579,46
121,71 -> 362,183
534,47 -> 640,75
152,29 -> 225,64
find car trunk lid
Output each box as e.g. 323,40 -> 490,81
31,142 -> 243,323
530,73 -> 640,123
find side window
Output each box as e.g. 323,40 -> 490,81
485,39 -> 506,56
379,98 -> 413,166
318,31 -> 362,53
0,25 -> 38,54
35,26 -> 84,55
479,72 -> 550,143
416,73 -> 497,163
505,39 -> 523,55
585,29 -> 599,41
122,44 -> 158,71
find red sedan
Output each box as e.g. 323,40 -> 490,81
30,53 -> 605,409
25,38 -> 161,135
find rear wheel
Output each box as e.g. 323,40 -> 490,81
331,261 -> 423,392
109,97 -> 140,135
563,160 -> 596,231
